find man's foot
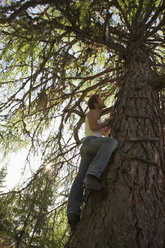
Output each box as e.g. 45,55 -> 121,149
83,174 -> 103,191
67,213 -> 80,231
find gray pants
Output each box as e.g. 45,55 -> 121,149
67,136 -> 118,215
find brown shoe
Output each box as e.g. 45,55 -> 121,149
83,175 -> 103,191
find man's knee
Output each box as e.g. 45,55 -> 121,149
111,138 -> 118,150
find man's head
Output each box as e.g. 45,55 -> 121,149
88,95 -> 105,110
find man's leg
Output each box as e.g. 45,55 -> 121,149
67,153 -> 94,218
84,137 -> 118,179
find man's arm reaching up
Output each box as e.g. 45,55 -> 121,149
87,110 -> 109,131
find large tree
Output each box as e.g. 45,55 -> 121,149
0,0 -> 165,247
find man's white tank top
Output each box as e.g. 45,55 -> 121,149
85,115 -> 102,137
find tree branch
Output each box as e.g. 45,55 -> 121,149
62,67 -> 122,80
144,3 -> 165,31
6,0 -> 55,22
149,74 -> 165,91
144,14 -> 165,40
114,0 -> 132,33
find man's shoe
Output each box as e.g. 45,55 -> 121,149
67,213 -> 80,231
83,174 -> 103,191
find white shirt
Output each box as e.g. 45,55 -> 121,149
85,115 -> 102,137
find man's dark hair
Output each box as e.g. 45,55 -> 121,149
88,94 -> 99,110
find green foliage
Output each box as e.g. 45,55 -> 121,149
0,167 -> 7,192
77,0 -> 90,26
0,168 -> 69,248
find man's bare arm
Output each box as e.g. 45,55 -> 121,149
87,110 -> 108,131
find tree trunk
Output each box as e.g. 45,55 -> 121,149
65,49 -> 165,248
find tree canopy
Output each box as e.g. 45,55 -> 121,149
0,0 -> 164,247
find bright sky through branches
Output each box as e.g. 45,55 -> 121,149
0,148 -> 42,192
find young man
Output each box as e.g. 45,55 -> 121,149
67,95 -> 118,230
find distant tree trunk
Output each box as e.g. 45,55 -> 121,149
65,48 -> 165,248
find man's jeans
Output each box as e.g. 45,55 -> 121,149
67,136 -> 118,216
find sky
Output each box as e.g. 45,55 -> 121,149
5,151 -> 27,190
0,148 -> 41,192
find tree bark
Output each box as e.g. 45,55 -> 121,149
65,49 -> 165,248
149,74 -> 165,91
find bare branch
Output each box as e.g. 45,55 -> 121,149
114,0 -> 132,33
62,67 -> 122,81
144,2 -> 165,31
144,14 -> 165,40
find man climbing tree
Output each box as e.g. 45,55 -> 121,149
0,0 -> 164,247
67,95 -> 118,230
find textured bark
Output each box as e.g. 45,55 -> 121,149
65,49 -> 165,248
149,75 -> 165,91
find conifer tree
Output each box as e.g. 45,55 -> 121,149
0,1 -> 164,247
